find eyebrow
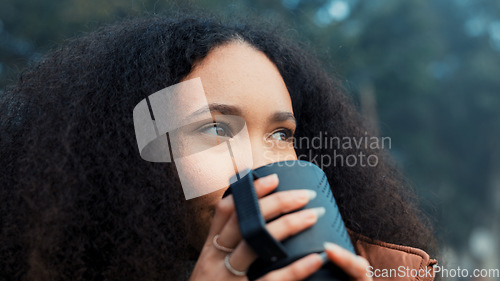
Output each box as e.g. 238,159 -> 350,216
188,102 -> 295,124
271,111 -> 296,125
188,103 -> 242,118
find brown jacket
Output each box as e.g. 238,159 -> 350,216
350,231 -> 438,281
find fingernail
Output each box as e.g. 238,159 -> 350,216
309,207 -> 326,218
305,190 -> 317,200
323,242 -> 340,252
294,189 -> 317,200
307,253 -> 324,267
259,173 -> 278,186
318,251 -> 328,265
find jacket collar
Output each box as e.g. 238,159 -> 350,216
349,230 -> 438,281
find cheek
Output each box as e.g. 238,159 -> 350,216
172,128 -> 253,200
262,140 -> 298,164
174,146 -> 250,200
271,150 -> 298,163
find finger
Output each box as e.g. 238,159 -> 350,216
218,189 -> 315,248
256,253 -> 324,281
229,207 -> 324,270
324,242 -> 372,280
207,193 -> 236,239
226,241 -> 257,274
209,174 -> 279,241
254,173 -> 280,198
260,189 -> 316,221
266,207 -> 324,241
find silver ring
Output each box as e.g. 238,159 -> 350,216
225,254 -> 246,276
213,234 -> 234,253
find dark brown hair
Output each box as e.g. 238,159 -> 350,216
0,12 -> 436,281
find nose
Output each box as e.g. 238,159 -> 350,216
249,134 -> 297,169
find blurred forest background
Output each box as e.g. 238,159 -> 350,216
1,0 -> 499,279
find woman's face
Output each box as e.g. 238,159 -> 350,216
181,41 -> 298,251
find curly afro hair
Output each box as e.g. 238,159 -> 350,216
0,11 -> 436,281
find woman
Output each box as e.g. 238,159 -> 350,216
0,12 -> 437,281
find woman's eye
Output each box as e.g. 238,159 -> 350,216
269,129 -> 293,142
199,123 -> 233,138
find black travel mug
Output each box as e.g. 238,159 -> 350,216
224,160 -> 355,281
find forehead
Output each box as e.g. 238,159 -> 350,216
182,42 -> 293,115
